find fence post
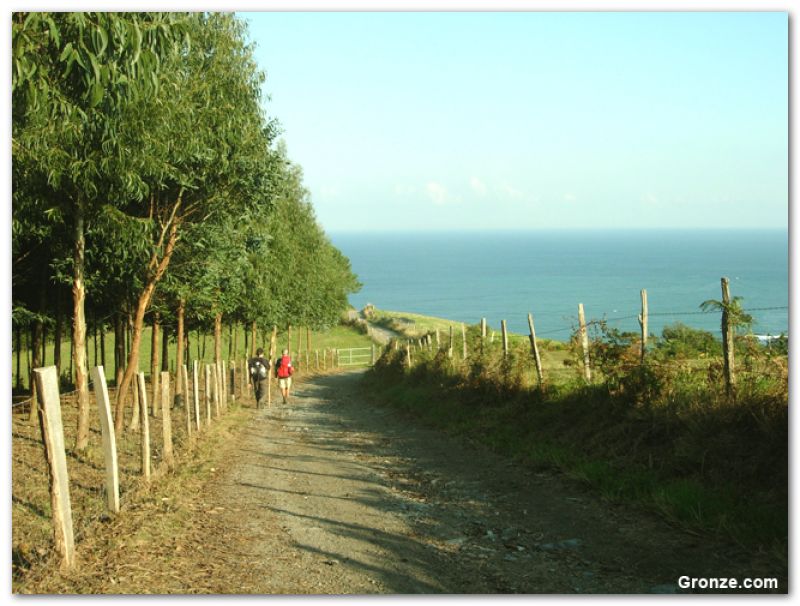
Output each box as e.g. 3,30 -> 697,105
241,359 -> 248,397
371,344 -> 375,366
501,320 -> 508,357
32,366 -> 76,572
90,366 -> 120,513
229,360 -> 236,401
448,326 -> 454,358
193,361 -> 201,431
406,343 -> 412,369
638,289 -> 648,364
160,371 -> 174,468
461,323 -> 467,359
721,277 -> 736,396
213,363 -> 221,417
182,364 -> 191,435
136,372 -> 151,481
208,364 -> 211,426
151,363 -> 161,419
527,313 -> 544,387
578,303 -> 592,381
435,329 -> 440,349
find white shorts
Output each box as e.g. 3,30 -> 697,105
278,377 -> 292,389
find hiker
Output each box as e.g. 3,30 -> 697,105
248,347 -> 271,408
275,348 -> 294,404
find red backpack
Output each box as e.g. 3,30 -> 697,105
276,355 -> 293,378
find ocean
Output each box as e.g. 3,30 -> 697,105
330,230 -> 789,341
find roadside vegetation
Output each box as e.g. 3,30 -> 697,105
364,309 -> 788,561
12,13 -> 360,444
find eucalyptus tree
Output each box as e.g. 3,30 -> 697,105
12,12 -> 188,449
111,13 -> 278,431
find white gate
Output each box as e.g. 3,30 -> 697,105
336,347 -> 373,367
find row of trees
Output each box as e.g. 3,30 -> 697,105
12,13 -> 360,448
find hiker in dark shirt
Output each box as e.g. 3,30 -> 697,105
248,348 -> 271,408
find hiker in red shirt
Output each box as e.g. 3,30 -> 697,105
275,348 -> 294,404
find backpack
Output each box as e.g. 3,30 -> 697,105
250,358 -> 268,380
276,355 -> 293,378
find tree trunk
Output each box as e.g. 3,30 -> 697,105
54,293 -> 62,377
114,313 -> 125,384
227,322 -> 233,359
72,204 -> 91,451
41,322 -> 47,367
150,312 -> 160,417
214,312 -> 223,365
175,298 -> 186,397
232,323 -> 239,360
15,325 -> 22,391
126,310 -> 133,358
250,321 -> 257,357
113,214 -> 181,433
28,321 -> 42,422
115,285 -> 163,434
243,325 -> 248,358
99,322 -> 105,369
93,322 -> 98,369
161,324 -> 170,372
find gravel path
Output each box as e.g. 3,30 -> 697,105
199,369 -> 777,594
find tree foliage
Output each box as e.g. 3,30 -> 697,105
12,12 -> 361,435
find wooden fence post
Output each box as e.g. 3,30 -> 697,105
435,329 -> 440,349
448,326 -> 454,358
638,289 -> 648,364
501,320 -> 508,357
160,371 -> 174,468
229,360 -> 236,401
192,361 -> 201,431
151,364 -> 160,419
213,363 -> 221,417
32,366 -> 75,571
136,372 -> 151,481
182,364 -> 191,435
480,317 -> 487,339
90,366 -> 119,513
721,277 -> 736,396
527,313 -> 544,387
406,343 -> 412,369
578,303 -> 592,381
204,364 -> 212,426
461,323 -> 467,359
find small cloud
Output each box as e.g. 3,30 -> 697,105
426,181 -> 456,206
469,176 -> 487,196
502,182 -> 523,199
642,192 -> 657,205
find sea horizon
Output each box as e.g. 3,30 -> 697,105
330,228 -> 788,340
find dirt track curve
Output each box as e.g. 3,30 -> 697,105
192,369 -> 777,594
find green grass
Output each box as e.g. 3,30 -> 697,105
364,346 -> 787,554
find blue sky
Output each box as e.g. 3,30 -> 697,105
244,11 -> 788,232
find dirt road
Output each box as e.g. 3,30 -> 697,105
26,369 -> 781,594
196,369 -> 778,594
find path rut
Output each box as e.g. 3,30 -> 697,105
201,369 -> 776,594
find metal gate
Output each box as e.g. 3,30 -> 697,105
336,347 -> 373,367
